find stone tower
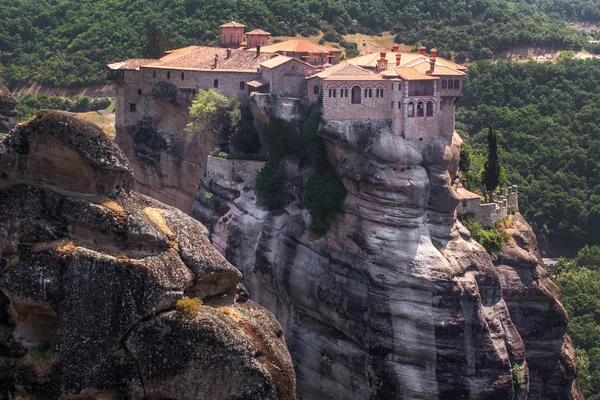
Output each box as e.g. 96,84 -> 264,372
246,29 -> 271,49
220,21 -> 245,48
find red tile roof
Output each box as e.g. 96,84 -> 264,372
246,29 -> 270,35
144,47 -> 272,70
256,39 -> 342,54
456,186 -> 482,200
220,21 -> 246,28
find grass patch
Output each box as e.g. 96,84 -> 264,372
511,363 -> 524,385
176,297 -> 203,320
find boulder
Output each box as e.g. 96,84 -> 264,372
0,111 -> 295,399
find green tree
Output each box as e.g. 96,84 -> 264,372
185,89 -> 240,148
142,28 -> 171,59
483,127 -> 500,202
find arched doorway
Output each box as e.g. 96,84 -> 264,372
351,86 -> 361,104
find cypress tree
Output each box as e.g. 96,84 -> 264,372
142,28 -> 171,59
483,126 -> 500,202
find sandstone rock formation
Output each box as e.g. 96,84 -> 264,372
194,109 -> 581,398
0,111 -> 295,399
0,84 -> 17,134
115,95 -> 215,213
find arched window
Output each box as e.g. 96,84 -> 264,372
181,72 -> 185,80
417,102 -> 424,117
328,88 -> 337,98
314,85 -> 320,95
442,80 -> 447,89
351,86 -> 361,104
448,80 -> 453,89
240,81 -> 245,90
454,79 -> 460,89
426,101 -> 434,116
214,79 -> 219,88
407,102 -> 414,117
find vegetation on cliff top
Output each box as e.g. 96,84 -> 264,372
554,246 -> 600,398
458,55 -> 600,253
0,0 -> 593,88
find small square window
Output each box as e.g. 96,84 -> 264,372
129,103 -> 136,112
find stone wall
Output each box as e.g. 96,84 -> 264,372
457,185 -> 519,226
206,156 -> 266,187
262,59 -> 317,98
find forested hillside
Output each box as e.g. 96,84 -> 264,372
0,0 -> 591,88
458,56 -> 600,253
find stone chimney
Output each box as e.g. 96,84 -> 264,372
376,51 -> 388,71
429,48 -> 437,73
213,54 -> 219,69
392,44 -> 399,52
226,48 -> 232,59
419,46 -> 426,55
396,53 -> 402,66
256,45 -> 261,57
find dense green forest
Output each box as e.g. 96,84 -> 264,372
458,55 -> 600,253
0,0 -> 593,88
554,246 -> 600,398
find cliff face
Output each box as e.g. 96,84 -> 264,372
0,84 -> 17,134
115,96 -> 214,213
195,113 -> 581,398
0,111 -> 295,399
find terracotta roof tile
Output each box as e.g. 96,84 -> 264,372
323,75 -> 383,81
259,55 -> 293,68
257,39 -> 342,54
246,29 -> 270,35
456,186 -> 482,200
107,58 -> 160,70
144,47 -> 271,70
309,62 -> 373,78
220,21 -> 245,28
382,67 -> 439,80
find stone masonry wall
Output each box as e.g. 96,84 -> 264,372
206,156 -> 266,187
457,185 -> 519,227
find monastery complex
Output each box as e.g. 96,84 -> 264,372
107,21 -> 514,224
108,21 -> 466,146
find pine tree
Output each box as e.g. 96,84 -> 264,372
483,126 -> 500,202
142,28 -> 171,59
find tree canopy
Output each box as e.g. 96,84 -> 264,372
0,0 -> 591,88
554,246 -> 600,398
458,56 -> 600,253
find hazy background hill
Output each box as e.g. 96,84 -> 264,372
0,0 -> 594,88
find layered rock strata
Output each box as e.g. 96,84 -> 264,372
0,111 -> 295,399
195,114 -> 581,399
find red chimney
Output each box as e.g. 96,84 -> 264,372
419,46 -> 426,55
429,48 -> 437,73
392,44 -> 399,52
396,53 -> 401,66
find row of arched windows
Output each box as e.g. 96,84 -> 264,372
325,84 -> 387,104
407,101 -> 434,117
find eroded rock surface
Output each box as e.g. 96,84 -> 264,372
115,96 -> 214,213
195,110 -> 581,399
0,111 -> 295,399
0,84 -> 17,134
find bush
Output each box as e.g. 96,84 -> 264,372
27,340 -> 58,360
302,169 -> 347,234
175,296 -> 203,320
256,162 -> 290,210
511,364 -> 524,385
460,214 -> 510,255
